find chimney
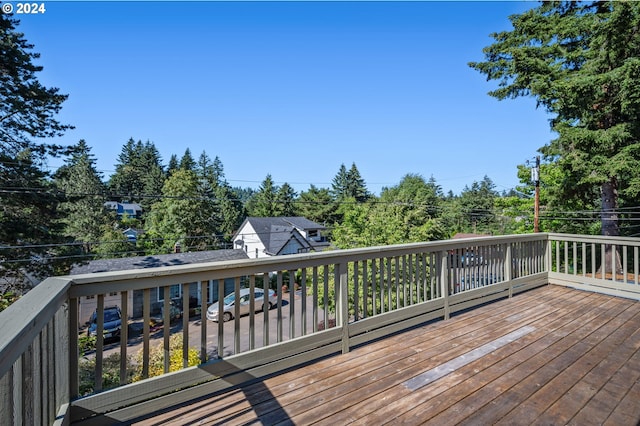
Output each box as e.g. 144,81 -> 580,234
174,242 -> 181,253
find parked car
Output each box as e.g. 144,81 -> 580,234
87,306 -> 122,342
206,288 -> 277,322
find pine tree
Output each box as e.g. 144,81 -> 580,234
470,1 -> 640,270
1,14 -> 74,291
247,174 -> 279,217
53,140 -> 109,253
108,139 -> 165,212
179,148 -> 196,171
276,183 -> 297,217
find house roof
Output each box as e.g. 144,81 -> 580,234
70,249 -> 249,274
266,225 -> 312,255
233,217 -> 327,255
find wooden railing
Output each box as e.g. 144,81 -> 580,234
3,233 -> 637,424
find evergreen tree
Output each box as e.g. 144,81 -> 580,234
142,169 -> 218,253
297,185 -> 338,226
179,148 -> 196,171
247,174 -> 279,217
470,1 -> 640,269
456,176 -> 499,234
53,140 -> 109,253
331,164 -> 350,201
346,163 -> 370,202
331,163 -> 369,202
108,139 -> 165,212
276,183 -> 297,217
167,154 -> 179,177
0,14 -> 74,291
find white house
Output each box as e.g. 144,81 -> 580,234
232,217 -> 330,259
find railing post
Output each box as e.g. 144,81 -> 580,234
439,251 -> 450,320
336,263 -> 350,354
505,244 -> 513,298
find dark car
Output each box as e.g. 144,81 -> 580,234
88,306 -> 122,342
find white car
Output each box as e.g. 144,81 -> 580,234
206,288 -> 277,322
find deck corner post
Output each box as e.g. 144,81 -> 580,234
336,262 -> 350,354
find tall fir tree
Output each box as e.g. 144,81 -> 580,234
108,139 -> 165,212
1,14 -> 74,292
53,140 -> 109,253
470,1 -> 640,270
247,174 -> 279,217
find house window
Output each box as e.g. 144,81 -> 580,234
255,248 -> 259,258
86,295 -> 95,300
158,284 -> 181,302
109,292 -> 118,296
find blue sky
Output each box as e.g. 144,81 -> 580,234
16,1 -> 554,195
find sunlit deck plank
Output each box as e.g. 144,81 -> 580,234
132,285 -> 640,425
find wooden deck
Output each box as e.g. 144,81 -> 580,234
131,285 -> 640,425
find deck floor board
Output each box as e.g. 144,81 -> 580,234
133,286 -> 640,425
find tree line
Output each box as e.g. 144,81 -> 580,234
3,2 -> 640,302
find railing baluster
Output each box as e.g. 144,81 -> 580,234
379,258 -> 385,313
635,247 -> 639,286
289,270 -> 296,339
143,288 -> 150,379
276,272 -> 283,342
301,268 -> 308,333
262,273 -> 270,346
623,246 -> 628,284
217,279 -> 224,357
311,268 -> 318,332
353,261 -> 359,322
95,295 -> 104,392
323,266 -> 330,328
182,284 -> 190,368
371,260 -> 377,316
200,280 -> 208,363
234,277 -> 241,353
120,290 -> 129,385
163,286 -> 170,374
386,257 -> 392,310
248,276 -> 255,351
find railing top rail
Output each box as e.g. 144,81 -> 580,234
548,233 -> 640,245
65,234 -> 549,296
0,276 -> 73,378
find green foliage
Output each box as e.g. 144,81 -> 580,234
297,185 -> 339,227
132,334 -> 199,381
78,334 -> 96,355
333,175 -> 448,249
471,2 -> 640,236
0,291 -> 19,312
78,352 -> 136,396
331,163 -> 370,202
143,169 -> 219,253
108,139 -> 165,212
246,174 -> 280,217
53,140 -> 110,253
0,14 -> 75,289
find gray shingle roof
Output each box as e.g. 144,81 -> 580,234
70,249 -> 249,274
236,217 -> 326,255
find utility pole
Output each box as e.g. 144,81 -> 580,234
532,156 -> 540,233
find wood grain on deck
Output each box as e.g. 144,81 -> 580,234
134,285 -> 640,425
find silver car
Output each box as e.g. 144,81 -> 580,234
206,288 -> 277,322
